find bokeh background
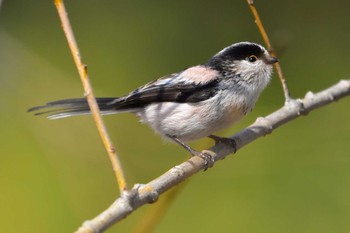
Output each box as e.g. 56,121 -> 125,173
0,0 -> 349,232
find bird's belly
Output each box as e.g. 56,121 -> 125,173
137,101 -> 245,142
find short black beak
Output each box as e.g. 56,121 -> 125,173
265,55 -> 279,64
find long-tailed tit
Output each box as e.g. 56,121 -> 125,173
29,42 -> 278,169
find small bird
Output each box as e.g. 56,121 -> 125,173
29,42 -> 277,169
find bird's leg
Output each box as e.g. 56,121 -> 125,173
208,135 -> 237,153
167,135 -> 214,170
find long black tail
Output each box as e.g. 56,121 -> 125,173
28,98 -> 122,119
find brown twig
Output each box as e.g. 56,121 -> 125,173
246,0 -> 291,101
54,0 -> 127,191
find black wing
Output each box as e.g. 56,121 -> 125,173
28,66 -> 221,118
111,70 -> 220,110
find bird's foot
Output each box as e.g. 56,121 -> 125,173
208,135 -> 237,153
190,149 -> 215,171
166,134 -> 215,171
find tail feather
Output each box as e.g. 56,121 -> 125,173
28,98 -> 121,119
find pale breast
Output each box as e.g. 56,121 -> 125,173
136,92 -> 248,142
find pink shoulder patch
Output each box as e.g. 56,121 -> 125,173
181,66 -> 219,84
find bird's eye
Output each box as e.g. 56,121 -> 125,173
248,55 -> 257,62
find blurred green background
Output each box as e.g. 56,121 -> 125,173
1,0 -> 349,232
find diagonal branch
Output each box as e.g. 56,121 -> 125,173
54,0 -> 127,191
75,79 -> 350,233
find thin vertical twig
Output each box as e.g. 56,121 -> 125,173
54,0 -> 127,191
246,0 -> 291,101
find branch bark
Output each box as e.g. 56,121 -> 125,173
75,79 -> 350,233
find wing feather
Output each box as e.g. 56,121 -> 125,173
111,66 -> 221,110
28,65 -> 222,118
